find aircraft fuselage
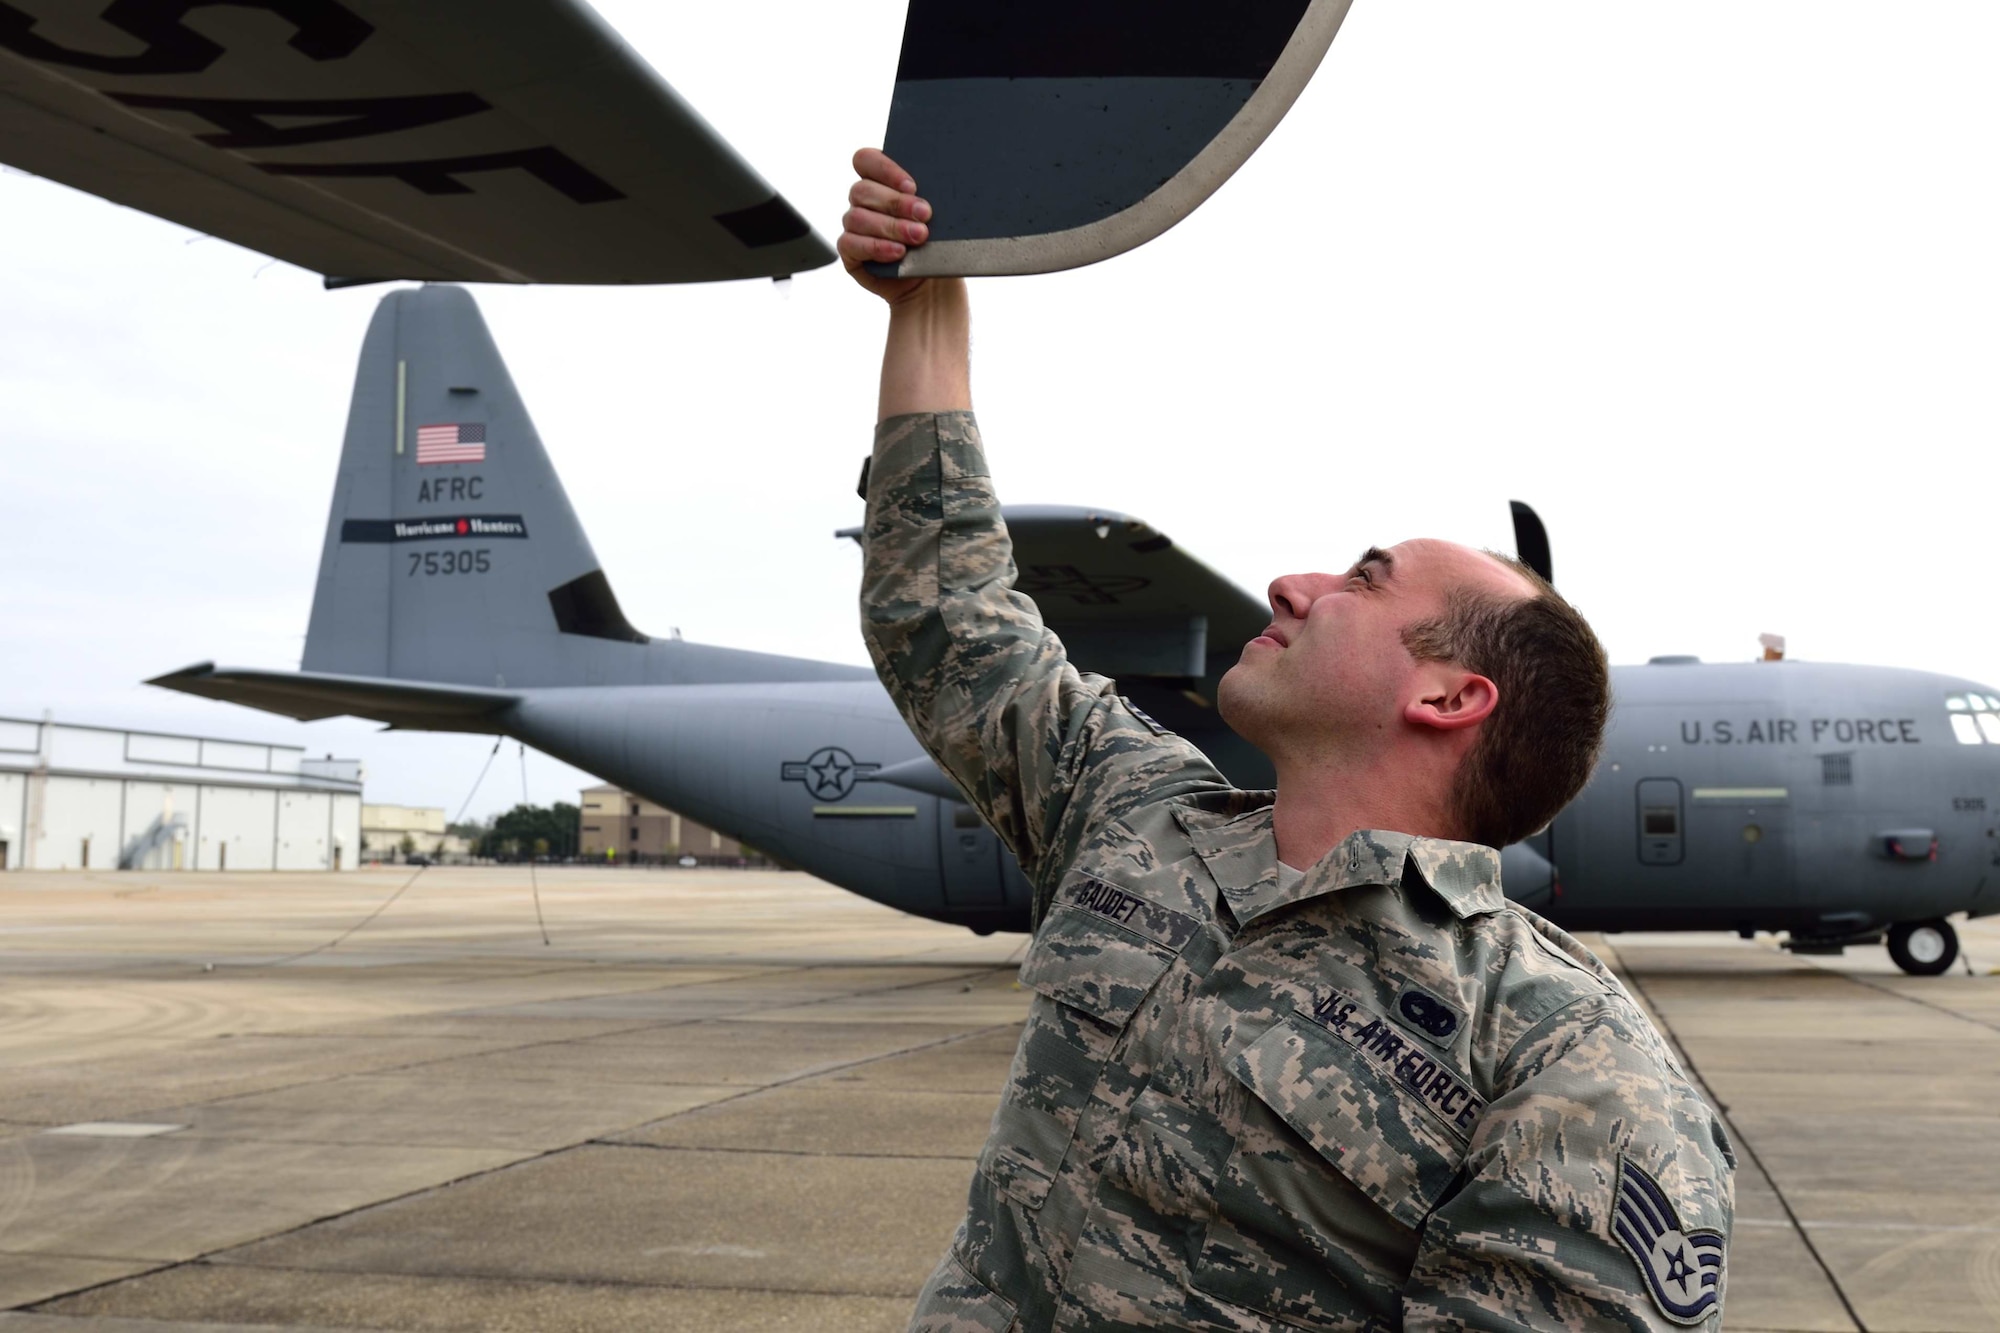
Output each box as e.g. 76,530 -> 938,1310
1544,660 -> 2000,937
500,659 -> 2000,943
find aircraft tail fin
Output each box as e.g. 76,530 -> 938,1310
303,285 -> 651,687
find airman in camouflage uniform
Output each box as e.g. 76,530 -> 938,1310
840,152 -> 1733,1333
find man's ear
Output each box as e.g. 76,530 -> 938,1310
1403,665 -> 1499,734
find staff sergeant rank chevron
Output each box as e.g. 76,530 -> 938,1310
1614,1156 -> 1727,1324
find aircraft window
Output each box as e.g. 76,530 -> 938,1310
1643,809 -> 1679,836
1949,695 -> 1970,710
1972,696 -> 1994,712
1951,714 -> 1984,745
1981,714 -> 2000,744
1988,694 -> 2000,710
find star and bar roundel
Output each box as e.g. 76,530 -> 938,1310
780,747 -> 883,803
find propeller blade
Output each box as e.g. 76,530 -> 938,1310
1509,501 -> 1553,587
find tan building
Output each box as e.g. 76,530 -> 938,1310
578,785 -> 761,864
360,804 -> 470,861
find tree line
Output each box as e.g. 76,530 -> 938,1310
450,802 -> 579,860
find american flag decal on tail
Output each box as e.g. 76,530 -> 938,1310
1612,1156 -> 1725,1325
416,422 -> 486,465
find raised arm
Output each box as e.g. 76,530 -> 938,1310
839,147 -> 970,422
842,150 -> 1217,908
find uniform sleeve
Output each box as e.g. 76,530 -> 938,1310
1401,996 -> 1736,1331
859,411 -> 1217,918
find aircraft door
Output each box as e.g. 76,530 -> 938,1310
1637,779 -> 1684,865
1683,786 -> 1795,921
940,801 -> 1005,905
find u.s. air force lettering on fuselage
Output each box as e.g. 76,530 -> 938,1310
1677,717 -> 1923,745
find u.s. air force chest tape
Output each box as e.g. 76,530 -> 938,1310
1227,987 -> 1483,1230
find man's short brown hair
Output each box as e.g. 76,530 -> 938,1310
1400,559 -> 1611,848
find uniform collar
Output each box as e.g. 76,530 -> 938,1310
1174,798 -> 1507,926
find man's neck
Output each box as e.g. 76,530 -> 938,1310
1270,751 -> 1455,871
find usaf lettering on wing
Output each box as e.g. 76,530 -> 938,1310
0,0 -> 626,204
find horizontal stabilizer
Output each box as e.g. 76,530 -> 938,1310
870,755 -> 963,801
0,0 -> 831,283
148,662 -> 517,732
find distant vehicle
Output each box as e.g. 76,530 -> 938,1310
153,287 -> 2000,974
405,854 -> 434,867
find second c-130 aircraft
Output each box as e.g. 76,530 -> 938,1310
155,285 -> 2000,976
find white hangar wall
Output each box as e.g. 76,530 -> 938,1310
0,717 -> 364,872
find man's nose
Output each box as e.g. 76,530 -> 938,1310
1267,573 -> 1340,621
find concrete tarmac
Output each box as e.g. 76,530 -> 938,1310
0,866 -> 1995,1331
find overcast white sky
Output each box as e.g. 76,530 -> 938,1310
3,1 -> 1996,819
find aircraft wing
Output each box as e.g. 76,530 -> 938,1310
148,662 -> 518,732
0,0 -> 833,284
1000,505 -> 1266,682
875,0 -> 1353,277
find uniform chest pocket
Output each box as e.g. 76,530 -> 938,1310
981,902 -> 1183,1210
1229,1008 -> 1478,1228
1190,1009 -> 1480,1330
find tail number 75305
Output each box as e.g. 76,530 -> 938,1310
408,549 -> 491,577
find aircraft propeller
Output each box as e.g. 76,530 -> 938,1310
1509,501 -> 1554,587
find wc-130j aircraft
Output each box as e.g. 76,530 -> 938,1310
154,285 -> 2000,975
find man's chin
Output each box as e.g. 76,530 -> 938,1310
1215,667 -> 1263,741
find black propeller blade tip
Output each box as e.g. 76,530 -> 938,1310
1509,501 -> 1553,587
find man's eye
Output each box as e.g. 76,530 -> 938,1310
1352,567 -> 1373,587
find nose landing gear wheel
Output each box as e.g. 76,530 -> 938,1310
1887,919 -> 1958,976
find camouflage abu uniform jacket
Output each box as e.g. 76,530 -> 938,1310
861,412 -> 1734,1332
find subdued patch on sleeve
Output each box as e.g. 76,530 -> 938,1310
1611,1154 -> 1726,1325
1118,695 -> 1169,736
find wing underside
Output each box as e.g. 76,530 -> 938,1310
0,0 -> 833,283
996,504 -> 1267,683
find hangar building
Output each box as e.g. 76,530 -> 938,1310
0,716 -> 363,872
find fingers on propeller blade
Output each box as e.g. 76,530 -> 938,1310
880,0 -> 1355,278
1509,500 -> 1554,587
